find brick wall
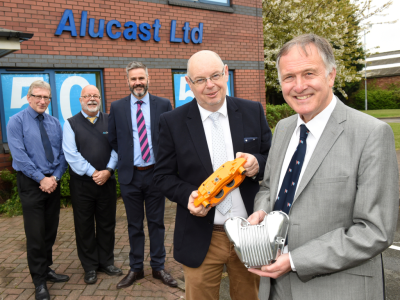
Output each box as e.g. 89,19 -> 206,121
365,76 -> 400,90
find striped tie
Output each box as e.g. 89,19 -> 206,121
87,116 -> 97,124
136,100 -> 151,163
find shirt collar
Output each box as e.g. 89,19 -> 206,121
131,92 -> 150,105
81,110 -> 100,118
27,105 -> 40,119
295,94 -> 337,140
197,98 -> 228,122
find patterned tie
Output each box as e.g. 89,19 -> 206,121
136,100 -> 151,163
37,114 -> 54,163
87,116 -> 97,124
209,112 -> 232,215
274,124 -> 309,215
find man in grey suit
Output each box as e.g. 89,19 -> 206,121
248,34 -> 399,300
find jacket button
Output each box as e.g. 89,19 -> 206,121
130,159 -> 133,162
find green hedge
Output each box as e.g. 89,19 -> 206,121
351,89 -> 400,110
266,103 -> 296,128
0,168 -> 122,217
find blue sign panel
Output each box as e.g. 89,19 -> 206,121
0,74 -> 52,131
55,73 -> 97,128
173,73 -> 233,108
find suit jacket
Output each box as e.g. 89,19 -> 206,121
108,93 -> 172,185
254,99 -> 399,300
153,96 -> 272,268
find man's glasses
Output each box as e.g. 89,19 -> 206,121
30,94 -> 51,102
188,68 -> 225,86
81,94 -> 101,99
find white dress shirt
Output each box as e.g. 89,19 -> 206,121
275,95 -> 337,270
197,99 -> 248,225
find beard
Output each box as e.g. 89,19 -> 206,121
81,100 -> 100,113
130,81 -> 149,98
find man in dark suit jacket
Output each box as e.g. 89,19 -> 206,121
153,50 -> 272,300
108,62 -> 176,289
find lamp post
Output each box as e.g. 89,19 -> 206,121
364,25 -> 372,111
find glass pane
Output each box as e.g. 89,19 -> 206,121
172,70 -> 233,108
1,73 -> 52,131
54,71 -> 101,128
202,0 -> 228,3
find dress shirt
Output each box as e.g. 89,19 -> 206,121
198,99 -> 248,225
63,111 -> 118,176
7,105 -> 68,183
131,93 -> 155,167
275,95 -> 337,270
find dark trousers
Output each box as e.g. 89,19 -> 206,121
70,176 -> 117,272
17,172 -> 60,287
120,168 -> 166,272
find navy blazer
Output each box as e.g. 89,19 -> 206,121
108,93 -> 172,185
153,96 -> 272,268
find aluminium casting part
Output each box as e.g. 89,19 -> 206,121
194,158 -> 247,208
224,211 -> 289,268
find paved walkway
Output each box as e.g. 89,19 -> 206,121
0,199 -> 185,300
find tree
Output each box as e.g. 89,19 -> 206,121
263,0 -> 394,103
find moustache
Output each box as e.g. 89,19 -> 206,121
87,101 -> 98,105
133,84 -> 145,89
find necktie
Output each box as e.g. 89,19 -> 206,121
274,124 -> 309,215
87,116 -> 97,124
209,112 -> 232,215
37,114 -> 54,163
136,100 -> 151,163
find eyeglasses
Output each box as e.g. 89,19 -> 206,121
81,94 -> 101,99
188,68 -> 225,86
30,94 -> 51,102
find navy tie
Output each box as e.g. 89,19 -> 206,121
274,124 -> 309,215
37,114 -> 54,163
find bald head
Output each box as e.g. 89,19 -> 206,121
80,85 -> 101,116
187,50 -> 224,77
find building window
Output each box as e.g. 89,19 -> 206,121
187,0 -> 230,6
0,69 -> 104,142
172,70 -> 234,108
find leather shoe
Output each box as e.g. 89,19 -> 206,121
152,269 -> 177,287
46,270 -> 70,282
35,284 -> 50,300
84,270 -> 97,284
98,265 -> 122,276
116,270 -> 144,289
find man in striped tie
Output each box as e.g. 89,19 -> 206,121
108,62 -> 176,289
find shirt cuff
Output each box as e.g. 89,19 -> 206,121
86,166 -> 96,177
289,252 -> 296,272
32,171 -> 45,183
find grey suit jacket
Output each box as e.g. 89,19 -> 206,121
254,99 -> 399,300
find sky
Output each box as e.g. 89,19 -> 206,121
363,0 -> 400,53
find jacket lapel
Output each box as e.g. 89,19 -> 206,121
149,93 -> 157,142
226,97 -> 244,154
293,99 -> 346,203
124,96 -> 133,138
186,99 -> 213,175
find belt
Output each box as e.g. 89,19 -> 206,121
134,164 -> 155,171
213,224 -> 226,232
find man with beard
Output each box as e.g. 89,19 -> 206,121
108,62 -> 176,289
63,85 -> 122,284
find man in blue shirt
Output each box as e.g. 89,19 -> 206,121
7,80 -> 69,300
108,62 -> 176,289
63,84 -> 122,284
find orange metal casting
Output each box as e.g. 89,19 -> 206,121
194,158 -> 247,208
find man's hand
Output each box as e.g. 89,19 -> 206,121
236,152 -> 259,177
39,176 -> 57,194
248,253 -> 292,278
187,190 -> 211,217
92,170 -> 111,186
247,210 -> 267,225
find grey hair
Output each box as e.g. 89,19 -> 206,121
186,50 -> 225,77
28,80 -> 51,97
126,61 -> 148,78
276,34 -> 336,82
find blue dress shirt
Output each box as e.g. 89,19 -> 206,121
7,106 -> 68,183
63,110 -> 118,176
131,93 -> 155,167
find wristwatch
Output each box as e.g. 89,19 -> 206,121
106,167 -> 114,176
53,176 -> 60,182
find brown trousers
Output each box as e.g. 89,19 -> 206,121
183,230 -> 260,300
